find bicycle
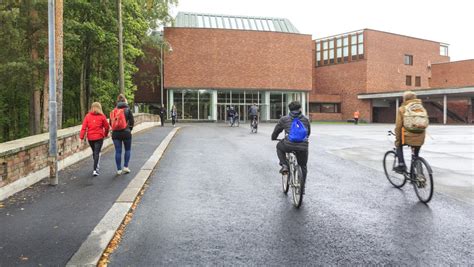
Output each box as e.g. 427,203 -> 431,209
383,131 -> 434,203
277,139 -> 304,208
250,116 -> 258,133
230,115 -> 240,127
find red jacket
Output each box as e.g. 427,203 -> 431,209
80,112 -> 110,141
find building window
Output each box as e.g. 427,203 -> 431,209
404,55 -> 413,65
440,44 -> 449,56
343,37 -> 349,62
415,76 -> 421,87
323,40 -> 329,65
351,34 -> 358,60
309,103 -> 340,113
316,42 -> 321,66
406,75 -> 412,86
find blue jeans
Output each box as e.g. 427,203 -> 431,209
113,138 -> 132,170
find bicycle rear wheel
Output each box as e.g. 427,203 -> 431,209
383,150 -> 406,188
412,157 -> 434,203
291,165 -> 304,208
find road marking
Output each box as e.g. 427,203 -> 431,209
66,127 -> 181,266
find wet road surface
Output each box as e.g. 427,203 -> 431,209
110,123 -> 473,265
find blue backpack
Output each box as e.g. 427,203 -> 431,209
288,117 -> 307,143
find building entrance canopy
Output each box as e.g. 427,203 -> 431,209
358,86 -> 474,124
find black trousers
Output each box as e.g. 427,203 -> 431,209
172,116 -> 177,125
88,139 -> 104,171
159,115 -> 165,126
276,140 -> 308,179
397,145 -> 421,165
354,118 -> 359,125
249,115 -> 257,126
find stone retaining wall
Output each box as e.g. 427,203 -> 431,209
0,113 -> 160,200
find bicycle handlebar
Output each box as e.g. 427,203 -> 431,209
388,130 -> 395,136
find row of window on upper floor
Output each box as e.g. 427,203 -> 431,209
315,33 -> 364,66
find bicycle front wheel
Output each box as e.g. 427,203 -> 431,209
291,165 -> 304,208
412,157 -> 434,203
282,172 -> 289,194
383,150 -> 406,188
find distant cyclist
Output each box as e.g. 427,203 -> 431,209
394,91 -> 428,173
248,103 -> 258,127
271,101 -> 311,188
227,106 -> 237,125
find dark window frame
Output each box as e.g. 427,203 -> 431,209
406,75 -> 412,86
309,103 -> 341,113
415,76 -> 421,87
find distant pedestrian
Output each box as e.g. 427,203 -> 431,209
110,94 -> 134,175
80,102 -> 110,177
354,110 -> 360,125
171,105 -> 178,127
159,105 -> 167,127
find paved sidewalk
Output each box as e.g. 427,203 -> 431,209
0,126 -> 172,266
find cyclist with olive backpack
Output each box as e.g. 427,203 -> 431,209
271,101 -> 311,188
394,91 -> 429,173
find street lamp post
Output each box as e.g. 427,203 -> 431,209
48,0 -> 58,185
160,41 -> 172,108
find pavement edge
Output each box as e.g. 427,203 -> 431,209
66,126 -> 181,266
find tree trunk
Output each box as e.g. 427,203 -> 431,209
80,60 -> 86,118
55,0 -> 64,129
117,0 -> 125,94
42,51 -> 49,132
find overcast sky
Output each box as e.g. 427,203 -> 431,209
170,0 -> 473,61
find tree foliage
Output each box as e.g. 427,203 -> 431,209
0,0 -> 177,142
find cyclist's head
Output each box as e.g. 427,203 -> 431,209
403,91 -> 417,101
288,101 -> 301,112
230,106 -> 234,110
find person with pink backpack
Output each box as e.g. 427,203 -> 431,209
110,94 -> 135,175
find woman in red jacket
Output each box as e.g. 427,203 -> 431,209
80,102 -> 110,176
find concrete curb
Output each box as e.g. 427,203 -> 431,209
0,122 -> 159,201
66,127 -> 181,266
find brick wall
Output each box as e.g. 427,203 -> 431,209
313,60 -> 371,121
0,114 -> 159,189
309,113 -> 342,121
430,60 -> 474,88
164,27 -> 313,91
365,29 -> 449,93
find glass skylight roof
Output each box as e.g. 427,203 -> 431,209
175,12 -> 300,34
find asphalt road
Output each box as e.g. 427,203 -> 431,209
110,123 -> 473,266
0,126 -> 171,266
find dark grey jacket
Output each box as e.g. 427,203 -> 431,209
248,105 -> 258,116
271,111 -> 311,143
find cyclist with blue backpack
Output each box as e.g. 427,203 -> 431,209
271,101 -> 311,185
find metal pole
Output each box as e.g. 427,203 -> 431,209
395,98 -> 399,120
160,44 -> 164,107
48,0 -> 58,185
443,94 -> 447,125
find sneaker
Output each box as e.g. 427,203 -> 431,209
93,170 -> 99,176
393,165 -> 407,174
279,165 -> 289,174
117,170 -> 123,175
123,167 -> 131,174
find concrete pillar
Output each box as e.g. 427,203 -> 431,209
168,90 -> 174,120
264,91 -> 271,121
443,94 -> 447,125
212,90 -> 218,121
301,92 -> 307,115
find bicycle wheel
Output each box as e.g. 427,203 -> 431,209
291,165 -> 304,208
282,172 -> 289,194
383,150 -> 406,188
412,157 -> 434,203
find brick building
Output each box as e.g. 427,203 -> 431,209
135,12 -> 474,123
312,29 -> 474,124
161,12 -> 312,121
